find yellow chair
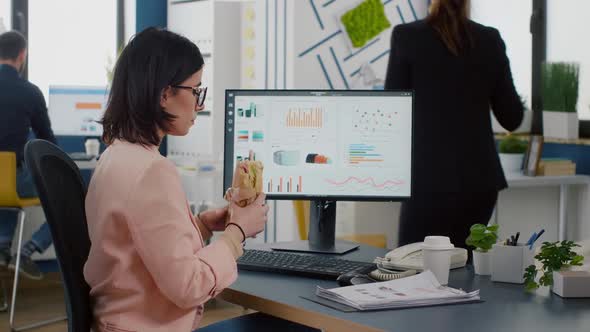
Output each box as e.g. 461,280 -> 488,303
0,152 -> 63,329
293,200 -> 310,240
338,234 -> 387,249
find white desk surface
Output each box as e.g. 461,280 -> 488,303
74,158 -> 97,170
505,173 -> 590,187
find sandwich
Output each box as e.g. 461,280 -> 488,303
224,159 -> 264,207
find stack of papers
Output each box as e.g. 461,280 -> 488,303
316,271 -> 479,311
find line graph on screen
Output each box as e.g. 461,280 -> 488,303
324,176 -> 405,193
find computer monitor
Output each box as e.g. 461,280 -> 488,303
48,85 -> 109,136
224,90 -> 413,254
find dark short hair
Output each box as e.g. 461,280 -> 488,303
0,31 -> 27,60
101,27 -> 204,146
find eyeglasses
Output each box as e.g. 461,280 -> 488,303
172,85 -> 208,107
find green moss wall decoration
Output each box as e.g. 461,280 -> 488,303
341,0 -> 391,48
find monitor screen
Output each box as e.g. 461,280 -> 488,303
48,85 -> 109,136
224,90 -> 413,201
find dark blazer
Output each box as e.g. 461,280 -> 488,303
385,20 -> 523,194
0,64 -> 56,167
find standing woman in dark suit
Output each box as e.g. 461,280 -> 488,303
385,0 -> 524,248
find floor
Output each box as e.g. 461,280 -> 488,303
0,271 -> 251,332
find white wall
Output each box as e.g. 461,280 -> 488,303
289,0 -> 428,90
547,0 -> 590,119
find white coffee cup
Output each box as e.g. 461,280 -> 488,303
85,138 -> 100,157
422,236 -> 454,285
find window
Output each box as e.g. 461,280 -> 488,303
28,0 -> 117,101
0,0 -> 10,32
547,0 -> 590,119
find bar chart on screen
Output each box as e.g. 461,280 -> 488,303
236,102 -> 263,118
348,144 -> 385,165
266,176 -> 303,193
284,107 -> 324,128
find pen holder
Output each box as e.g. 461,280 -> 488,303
491,243 -> 534,284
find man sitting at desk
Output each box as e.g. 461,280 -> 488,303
0,30 -> 56,280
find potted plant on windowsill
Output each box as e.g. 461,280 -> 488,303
498,135 -> 528,173
466,224 -> 499,275
542,62 -> 580,140
523,240 -> 585,296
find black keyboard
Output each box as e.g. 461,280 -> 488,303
237,249 -> 376,280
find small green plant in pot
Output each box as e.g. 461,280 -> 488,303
499,135 -> 528,154
523,241 -> 584,292
466,224 -> 499,275
498,135 -> 528,173
542,62 -> 580,139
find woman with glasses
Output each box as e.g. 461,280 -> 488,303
385,0 -> 523,249
83,28 -> 313,332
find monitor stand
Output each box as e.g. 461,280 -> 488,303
271,200 -> 359,255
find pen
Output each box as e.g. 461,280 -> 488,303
526,232 -> 537,248
533,229 -> 545,243
513,232 -> 520,246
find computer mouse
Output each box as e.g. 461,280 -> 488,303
337,272 -> 375,287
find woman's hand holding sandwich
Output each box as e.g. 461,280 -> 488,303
227,193 -> 269,241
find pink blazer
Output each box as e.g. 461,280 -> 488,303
84,140 -> 238,332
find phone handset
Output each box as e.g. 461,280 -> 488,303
371,242 -> 424,281
375,242 -> 468,271
369,266 -> 417,281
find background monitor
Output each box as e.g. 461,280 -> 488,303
48,85 -> 109,136
224,90 -> 413,253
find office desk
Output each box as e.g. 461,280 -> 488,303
74,159 -> 97,170
221,244 -> 590,332
503,173 -> 590,240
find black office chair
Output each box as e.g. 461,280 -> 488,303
24,139 -> 92,332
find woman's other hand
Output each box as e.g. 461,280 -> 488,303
199,206 -> 229,232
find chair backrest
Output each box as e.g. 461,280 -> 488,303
0,151 -> 19,207
24,139 -> 92,332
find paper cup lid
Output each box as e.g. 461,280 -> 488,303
422,236 -> 454,250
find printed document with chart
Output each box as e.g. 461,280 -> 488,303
316,271 -> 480,311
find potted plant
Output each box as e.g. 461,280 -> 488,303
466,224 -> 499,275
542,62 -> 580,139
498,135 -> 528,173
523,240 -> 584,292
